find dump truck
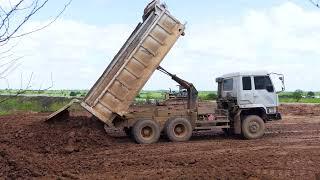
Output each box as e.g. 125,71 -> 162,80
48,0 -> 285,144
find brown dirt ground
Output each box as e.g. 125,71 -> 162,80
0,104 -> 320,179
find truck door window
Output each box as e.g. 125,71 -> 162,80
254,76 -> 274,92
242,77 -> 252,90
223,79 -> 233,91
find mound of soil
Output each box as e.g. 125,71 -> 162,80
0,112 -> 122,179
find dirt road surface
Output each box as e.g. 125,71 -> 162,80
1,104 -> 320,179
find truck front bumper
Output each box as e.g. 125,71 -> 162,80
267,113 -> 282,121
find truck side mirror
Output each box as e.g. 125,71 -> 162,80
216,78 -> 223,83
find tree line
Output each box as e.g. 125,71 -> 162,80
280,90 -> 317,102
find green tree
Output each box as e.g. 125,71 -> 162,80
206,93 -> 217,100
292,90 -> 304,102
69,91 -> 80,97
146,93 -> 152,101
307,91 -> 315,98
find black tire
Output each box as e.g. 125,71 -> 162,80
242,115 -> 265,139
132,119 -> 160,144
165,117 -> 192,142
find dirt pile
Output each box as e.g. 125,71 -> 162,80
0,112 -> 120,179
1,113 -> 116,153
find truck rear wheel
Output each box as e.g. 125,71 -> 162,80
165,118 -> 192,142
133,119 -> 160,144
242,115 -> 265,139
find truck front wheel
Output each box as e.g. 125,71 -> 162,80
242,115 -> 265,139
133,119 -> 160,144
165,118 -> 192,142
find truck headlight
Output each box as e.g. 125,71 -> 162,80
267,107 -> 277,114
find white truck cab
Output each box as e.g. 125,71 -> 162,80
216,71 -> 285,139
217,71 -> 284,120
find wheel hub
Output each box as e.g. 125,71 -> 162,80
141,126 -> 153,139
249,121 -> 259,133
174,124 -> 186,137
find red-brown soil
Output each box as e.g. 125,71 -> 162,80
0,104 -> 320,179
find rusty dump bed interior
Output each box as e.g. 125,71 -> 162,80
71,1 -> 185,126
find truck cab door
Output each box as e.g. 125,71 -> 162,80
239,76 -> 254,104
253,76 -> 278,107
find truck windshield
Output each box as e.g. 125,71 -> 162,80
254,76 -> 274,92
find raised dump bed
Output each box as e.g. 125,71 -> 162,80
47,0 -> 185,127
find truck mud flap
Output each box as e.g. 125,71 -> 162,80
46,99 -> 81,122
234,111 -> 242,135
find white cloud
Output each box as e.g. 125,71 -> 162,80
146,1 -> 320,91
1,19 -> 132,89
1,1 -> 320,91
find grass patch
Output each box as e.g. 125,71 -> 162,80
280,98 -> 320,103
139,91 -> 164,100
0,96 -> 73,115
1,90 -> 320,116
0,89 -> 88,97
0,111 -> 10,116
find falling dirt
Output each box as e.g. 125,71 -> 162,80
0,104 -> 320,179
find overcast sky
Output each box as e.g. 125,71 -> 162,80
1,0 -> 320,91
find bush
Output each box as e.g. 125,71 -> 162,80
146,93 -> 152,101
206,93 -> 217,100
307,91 -> 315,98
292,90 -> 304,102
69,91 -> 80,97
